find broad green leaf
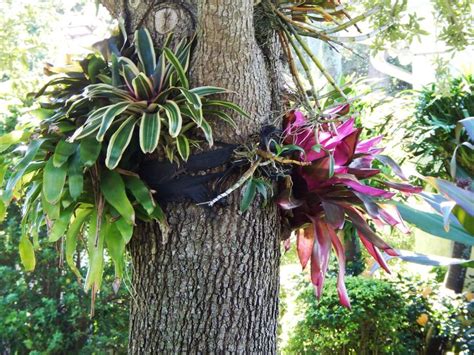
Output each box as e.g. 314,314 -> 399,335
205,100 -> 250,118
43,157 -> 67,205
124,175 -> 156,215
162,101 -> 182,138
139,111 -> 161,153
397,203 -> 474,246
240,179 -> 257,212
19,235 -> 36,271
42,192 -> 60,220
79,137 -> 102,167
176,135 -> 190,161
66,207 -> 91,280
53,140 -> 76,167
84,212 -> 106,292
3,139 -> 44,203
163,47 -> 189,89
105,222 -> 126,280
101,169 -> 135,225
68,150 -> 84,200
49,206 -> 75,242
96,102 -> 130,142
135,28 -> 156,76
105,116 -> 137,169
190,86 -> 230,97
116,217 -> 134,244
132,72 -> 153,99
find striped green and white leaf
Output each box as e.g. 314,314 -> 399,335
205,99 -> 250,118
176,135 -> 190,161
162,101 -> 182,138
190,86 -> 230,97
163,47 -> 189,89
139,111 -> 161,153
96,102 -> 130,142
132,73 -> 153,99
105,116 -> 137,169
135,28 -> 156,76
119,57 -> 140,89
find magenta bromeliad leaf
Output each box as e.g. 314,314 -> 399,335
278,108 -> 422,308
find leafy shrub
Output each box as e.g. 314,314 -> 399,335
0,203 -> 129,354
0,150 -> 129,353
285,276 -> 423,354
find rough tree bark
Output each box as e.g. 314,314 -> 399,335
445,242 -> 471,293
101,0 -> 283,352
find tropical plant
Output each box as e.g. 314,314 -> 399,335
0,27 -> 245,312
276,106 -> 421,306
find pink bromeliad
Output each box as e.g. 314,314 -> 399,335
278,107 -> 421,307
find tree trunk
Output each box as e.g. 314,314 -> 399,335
101,0 -> 283,352
445,241 -> 471,293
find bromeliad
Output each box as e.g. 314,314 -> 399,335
278,108 -> 421,307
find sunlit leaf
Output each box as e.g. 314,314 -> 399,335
43,157 -> 67,205
19,235 -> 36,271
101,170 -> 135,225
